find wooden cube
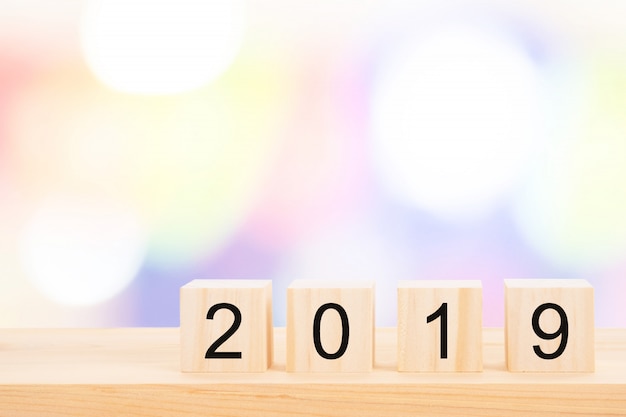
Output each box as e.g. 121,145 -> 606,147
505,279 -> 594,372
287,280 -> 375,372
397,280 -> 483,372
180,279 -> 273,372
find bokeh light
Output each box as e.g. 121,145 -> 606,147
8,57 -> 290,268
243,56 -> 369,250
371,22 -> 544,221
2,1 -> 626,328
513,59 -> 626,270
142,52 -> 291,266
80,0 -> 245,94
19,195 -> 146,306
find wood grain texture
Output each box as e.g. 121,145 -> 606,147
286,280 -> 375,372
505,279 -> 594,372
0,328 -> 625,416
398,280 -> 482,372
180,279 -> 273,372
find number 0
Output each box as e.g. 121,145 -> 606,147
313,303 -> 350,359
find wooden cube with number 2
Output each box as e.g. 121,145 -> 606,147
180,279 -> 273,372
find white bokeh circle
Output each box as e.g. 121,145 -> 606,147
80,0 -> 245,94
19,196 -> 146,306
371,23 -> 544,221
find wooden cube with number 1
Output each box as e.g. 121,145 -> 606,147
180,279 -> 273,372
505,279 -> 594,372
397,280 -> 483,372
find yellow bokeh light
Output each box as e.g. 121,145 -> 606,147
9,47 -> 291,267
514,59 -> 626,269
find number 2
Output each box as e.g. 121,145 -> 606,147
205,303 -> 242,359
426,302 -> 448,359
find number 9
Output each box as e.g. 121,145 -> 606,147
532,303 -> 569,360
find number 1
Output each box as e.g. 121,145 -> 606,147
427,302 -> 448,359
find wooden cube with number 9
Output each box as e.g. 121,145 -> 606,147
397,280 -> 483,372
180,279 -> 273,372
505,279 -> 594,372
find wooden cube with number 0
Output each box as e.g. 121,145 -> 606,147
180,279 -> 273,372
397,280 -> 483,372
505,279 -> 594,372
287,280 -> 375,372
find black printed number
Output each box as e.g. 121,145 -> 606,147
205,303 -> 242,359
532,303 -> 568,360
426,302 -> 448,359
313,303 -> 350,359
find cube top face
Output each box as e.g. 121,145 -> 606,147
288,279 -> 376,289
397,280 -> 482,372
180,279 -> 272,373
505,279 -> 592,289
287,280 -> 375,373
182,279 -> 271,289
398,280 -> 482,289
505,279 -> 594,372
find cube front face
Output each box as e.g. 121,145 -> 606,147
505,279 -> 594,372
397,280 -> 483,372
180,279 -> 273,372
287,280 -> 375,372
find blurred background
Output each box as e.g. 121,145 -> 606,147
1,0 -> 625,328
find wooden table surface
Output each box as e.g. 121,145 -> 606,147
0,327 -> 624,416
